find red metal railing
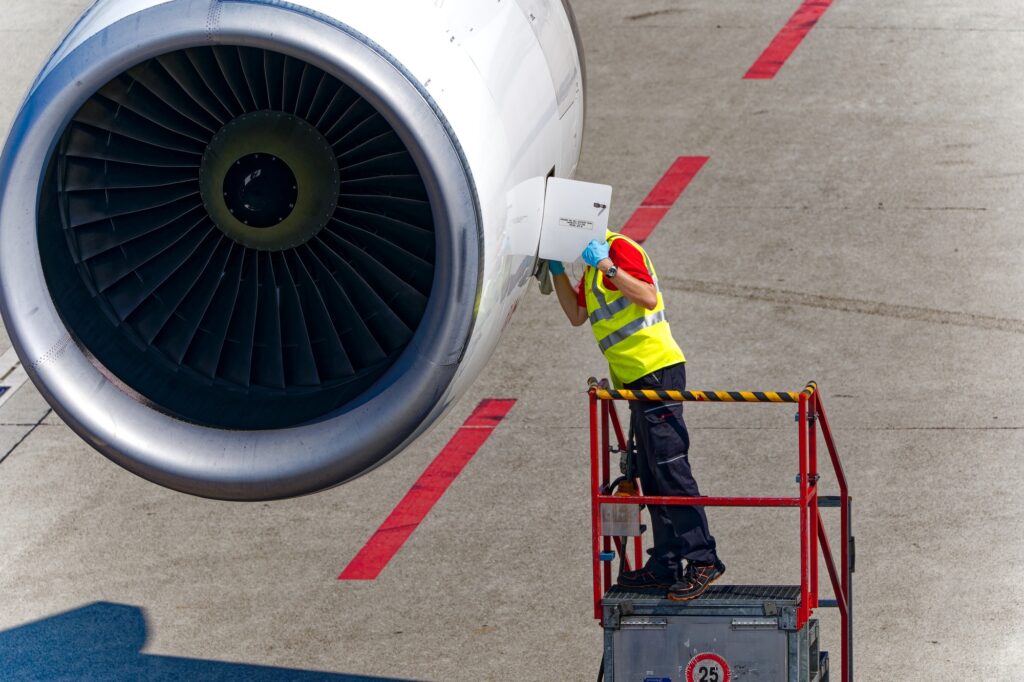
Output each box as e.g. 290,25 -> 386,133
588,379 -> 853,682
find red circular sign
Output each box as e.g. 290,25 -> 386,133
686,653 -> 730,682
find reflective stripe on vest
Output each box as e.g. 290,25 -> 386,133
588,291 -> 631,323
597,309 -> 667,352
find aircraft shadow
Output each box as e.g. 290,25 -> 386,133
0,602 -> 416,681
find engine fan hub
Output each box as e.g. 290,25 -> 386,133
200,110 -> 338,251
222,153 -> 298,228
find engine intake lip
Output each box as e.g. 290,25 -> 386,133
0,0 -> 481,500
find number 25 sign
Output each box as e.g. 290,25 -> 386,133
685,653 -> 730,682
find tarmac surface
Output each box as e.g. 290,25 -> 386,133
2,1 -> 1023,679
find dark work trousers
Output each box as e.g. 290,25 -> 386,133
627,362 -> 718,569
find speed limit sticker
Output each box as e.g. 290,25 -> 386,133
685,653 -> 730,682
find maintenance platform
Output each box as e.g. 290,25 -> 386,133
588,381 -> 851,682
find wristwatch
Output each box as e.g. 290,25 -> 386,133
605,264 -> 619,279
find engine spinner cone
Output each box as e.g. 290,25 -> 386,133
200,110 -> 338,251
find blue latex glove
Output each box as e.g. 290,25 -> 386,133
547,260 -> 565,275
582,240 -> 610,267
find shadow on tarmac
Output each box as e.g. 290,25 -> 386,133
0,602 -> 415,681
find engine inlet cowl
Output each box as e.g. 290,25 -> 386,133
0,0 -> 582,500
0,0 -> 486,500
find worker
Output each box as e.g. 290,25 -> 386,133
548,232 -> 725,601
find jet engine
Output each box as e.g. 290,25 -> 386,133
0,0 -> 585,499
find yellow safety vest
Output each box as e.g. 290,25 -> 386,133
584,231 -> 685,387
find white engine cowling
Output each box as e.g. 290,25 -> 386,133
0,0 -> 585,499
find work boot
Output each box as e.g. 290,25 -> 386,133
616,559 -> 677,590
667,559 -> 726,601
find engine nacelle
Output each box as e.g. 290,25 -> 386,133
0,0 -> 584,499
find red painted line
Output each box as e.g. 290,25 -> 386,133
619,156 -> 708,244
744,0 -> 834,80
338,398 -> 516,581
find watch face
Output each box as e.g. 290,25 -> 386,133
607,266 -> 618,278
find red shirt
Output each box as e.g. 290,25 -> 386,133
575,238 -> 654,308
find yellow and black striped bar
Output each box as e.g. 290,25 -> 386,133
593,381 -> 817,403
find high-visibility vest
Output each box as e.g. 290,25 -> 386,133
584,231 -> 685,387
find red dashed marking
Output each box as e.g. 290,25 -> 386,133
338,399 -> 516,581
745,0 -> 834,80
620,156 -> 709,244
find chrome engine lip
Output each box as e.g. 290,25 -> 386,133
0,0 -> 481,501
